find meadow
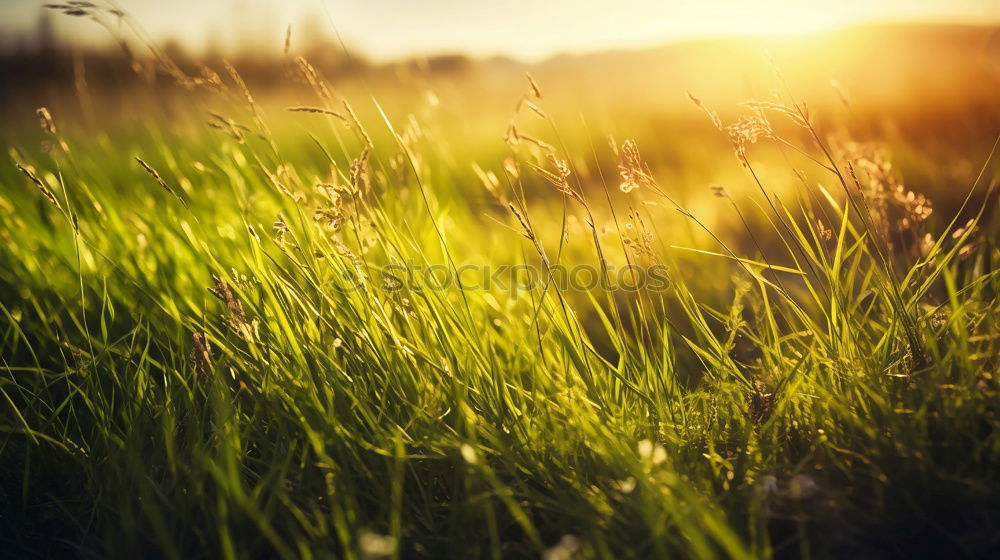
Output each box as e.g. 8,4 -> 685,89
2,12 -> 1000,559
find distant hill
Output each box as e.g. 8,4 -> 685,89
498,23 -> 1000,114
4,21 -> 999,123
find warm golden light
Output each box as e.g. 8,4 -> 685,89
2,0 -> 999,60
3,2 -> 1000,559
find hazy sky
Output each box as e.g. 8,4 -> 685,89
3,0 -> 1000,60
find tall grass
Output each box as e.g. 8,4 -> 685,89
2,25 -> 1000,559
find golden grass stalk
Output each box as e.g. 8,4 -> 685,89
135,157 -> 188,208
287,106 -> 347,121
740,100 -> 810,128
526,73 -> 543,99
686,92 -> 723,131
16,164 -> 62,210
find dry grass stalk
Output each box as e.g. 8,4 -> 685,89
287,107 -> 347,121
510,74 -> 547,127
518,133 -> 555,153
342,100 -> 373,148
617,139 -> 654,193
223,61 -> 270,134
36,107 -> 70,151
472,162 -> 505,204
44,3 -> 91,17
622,210 -> 655,259
273,213 -> 290,246
37,107 -> 57,135
350,148 -> 372,194
508,203 -> 551,269
224,60 -> 255,108
526,73 -> 543,99
836,138 -> 934,242
209,277 -> 257,340
195,66 -> 225,92
816,219 -> 833,241
532,156 -> 583,204
190,332 -> 211,376
314,208 -> 344,231
739,100 -> 810,128
830,79 -> 851,108
508,203 -> 535,241
504,122 -> 520,146
16,164 -> 62,210
293,56 -> 336,102
726,115 -> 773,164
135,156 -> 188,208
264,165 -> 301,201
208,112 -> 251,143
687,92 -> 723,131
524,101 -> 547,119
503,157 -> 519,180
747,378 -> 774,426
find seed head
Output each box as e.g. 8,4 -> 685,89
686,92 -> 723,131
525,73 -> 543,99
190,332 -> 211,376
618,139 -> 653,193
16,164 -> 62,210
37,107 -> 57,135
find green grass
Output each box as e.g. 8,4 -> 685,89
2,66 -> 1000,559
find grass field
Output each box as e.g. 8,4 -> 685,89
2,11 -> 1000,559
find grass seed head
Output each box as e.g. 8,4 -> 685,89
817,219 -> 833,241
136,156 -> 189,208
726,114 -> 774,164
350,147 -> 371,194
526,72 -> 543,99
748,378 -> 775,426
740,99 -> 810,128
617,139 -> 653,193
687,92 -> 723,131
190,332 -> 211,376
287,106 -> 347,121
16,164 -> 62,210
37,107 -> 57,135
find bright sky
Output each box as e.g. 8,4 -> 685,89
3,0 -> 999,60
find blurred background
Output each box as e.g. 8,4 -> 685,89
2,0 -> 1000,230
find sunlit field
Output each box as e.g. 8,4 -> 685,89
2,2 -> 1000,559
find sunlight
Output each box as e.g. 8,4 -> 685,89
3,1 -> 1000,558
